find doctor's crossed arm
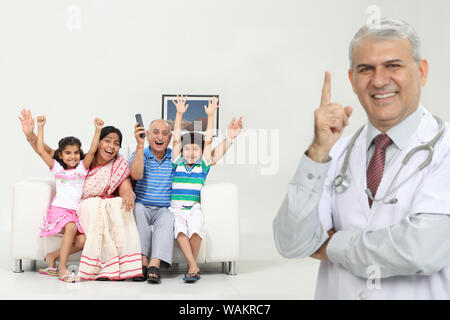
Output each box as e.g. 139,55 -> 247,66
273,72 -> 352,259
323,142 -> 450,279
325,213 -> 450,279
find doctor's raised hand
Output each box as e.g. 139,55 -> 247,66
307,71 -> 353,163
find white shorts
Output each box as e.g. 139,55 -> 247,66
169,204 -> 204,239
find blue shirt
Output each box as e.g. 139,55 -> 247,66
130,147 -> 174,207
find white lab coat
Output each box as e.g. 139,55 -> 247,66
316,109 -> 450,299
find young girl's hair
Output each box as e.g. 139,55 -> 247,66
53,136 -> 85,169
181,132 -> 205,151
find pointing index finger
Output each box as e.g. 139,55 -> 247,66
320,71 -> 331,106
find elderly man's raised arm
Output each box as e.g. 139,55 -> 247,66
130,122 -> 146,181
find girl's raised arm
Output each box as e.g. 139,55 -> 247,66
19,109 -> 55,157
83,118 -> 104,168
36,116 -> 54,169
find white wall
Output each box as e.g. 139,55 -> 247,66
1,0 -> 450,235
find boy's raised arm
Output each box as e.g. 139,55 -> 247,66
211,116 -> 243,165
203,97 -> 220,164
172,94 -> 189,161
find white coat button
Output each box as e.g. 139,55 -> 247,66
357,292 -> 367,300
307,173 -> 314,180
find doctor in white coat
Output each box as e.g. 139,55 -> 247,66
273,18 -> 450,300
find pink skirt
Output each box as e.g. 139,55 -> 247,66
40,205 -> 84,238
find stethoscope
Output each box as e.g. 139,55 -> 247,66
333,115 -> 445,204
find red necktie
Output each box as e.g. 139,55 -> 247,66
366,133 -> 392,207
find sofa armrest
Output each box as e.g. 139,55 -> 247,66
11,179 -> 55,260
201,182 -> 240,262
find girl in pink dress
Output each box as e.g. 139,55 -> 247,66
35,115 -> 104,283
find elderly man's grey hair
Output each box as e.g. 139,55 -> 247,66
349,17 -> 422,70
149,119 -> 171,130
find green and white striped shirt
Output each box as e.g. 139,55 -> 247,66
170,155 -> 211,209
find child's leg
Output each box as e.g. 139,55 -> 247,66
187,207 -> 203,270
73,233 -> 86,252
189,233 -> 202,262
44,233 -> 85,270
58,222 -> 79,275
176,233 -> 200,275
44,250 -> 58,269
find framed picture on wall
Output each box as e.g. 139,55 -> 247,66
162,94 -> 220,136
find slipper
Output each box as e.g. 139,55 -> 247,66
183,273 -> 200,282
59,273 -> 80,283
147,266 -> 161,284
132,266 -> 148,282
39,267 -> 58,277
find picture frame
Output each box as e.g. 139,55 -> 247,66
162,94 -> 220,136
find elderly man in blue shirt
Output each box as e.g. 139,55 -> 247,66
130,119 -> 175,283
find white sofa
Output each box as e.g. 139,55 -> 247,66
11,164 -> 240,275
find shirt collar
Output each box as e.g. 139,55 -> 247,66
366,103 -> 424,151
181,156 -> 202,166
145,147 -> 172,160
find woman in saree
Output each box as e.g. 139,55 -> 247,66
77,126 -> 143,280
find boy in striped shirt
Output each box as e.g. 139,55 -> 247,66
170,94 -> 242,282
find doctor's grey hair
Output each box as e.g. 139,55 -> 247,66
349,17 -> 422,70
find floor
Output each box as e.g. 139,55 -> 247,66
0,232 -> 320,300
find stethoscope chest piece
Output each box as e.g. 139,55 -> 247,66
333,174 -> 351,193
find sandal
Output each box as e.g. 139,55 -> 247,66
183,273 -> 200,282
59,273 -> 80,283
147,266 -> 161,284
132,266 -> 148,282
39,267 -> 58,277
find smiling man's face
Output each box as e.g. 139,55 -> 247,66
349,37 -> 428,132
147,120 -> 172,155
